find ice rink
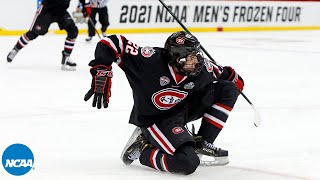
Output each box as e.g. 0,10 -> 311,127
0,31 -> 320,180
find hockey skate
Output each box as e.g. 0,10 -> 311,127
7,47 -> 19,63
85,36 -> 93,42
120,127 -> 151,165
195,136 -> 229,166
102,32 -> 107,38
61,51 -> 76,71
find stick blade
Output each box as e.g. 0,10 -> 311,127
253,105 -> 262,127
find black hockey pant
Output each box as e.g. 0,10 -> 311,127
137,81 -> 239,174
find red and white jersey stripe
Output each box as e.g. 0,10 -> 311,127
100,35 -> 125,67
203,113 -> 225,129
161,154 -> 170,172
147,124 -> 175,155
212,103 -> 232,116
150,149 -> 160,170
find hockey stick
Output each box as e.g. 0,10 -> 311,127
158,0 -> 261,127
88,17 -> 102,39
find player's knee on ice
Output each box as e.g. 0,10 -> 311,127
170,145 -> 200,175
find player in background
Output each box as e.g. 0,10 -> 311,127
83,31 -> 244,175
6,0 -> 91,71
83,0 -> 110,41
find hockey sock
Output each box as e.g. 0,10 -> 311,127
64,38 -> 76,54
198,120 -> 221,143
198,102 -> 233,143
15,33 -> 30,50
139,146 -> 199,175
139,148 -> 170,172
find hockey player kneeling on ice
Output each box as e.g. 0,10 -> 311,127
84,31 -> 244,175
6,0 -> 89,71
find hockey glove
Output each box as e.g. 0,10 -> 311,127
220,66 -> 244,92
84,65 -> 112,109
82,3 -> 91,18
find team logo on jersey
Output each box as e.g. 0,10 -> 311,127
184,82 -> 195,89
176,37 -> 185,45
152,88 -> 188,110
204,59 -> 214,73
160,76 -> 170,86
172,127 -> 184,134
141,46 -> 155,58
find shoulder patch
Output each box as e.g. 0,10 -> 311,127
141,46 -> 155,58
204,58 -> 214,72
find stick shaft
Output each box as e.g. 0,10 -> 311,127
88,17 -> 102,39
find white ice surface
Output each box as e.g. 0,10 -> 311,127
1,31 -> 320,180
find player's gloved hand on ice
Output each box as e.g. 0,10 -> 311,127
84,65 -> 112,109
220,66 -> 244,92
82,3 -> 91,17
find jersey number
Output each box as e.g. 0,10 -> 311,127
125,41 -> 139,55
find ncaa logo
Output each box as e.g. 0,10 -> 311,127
160,76 -> 170,86
2,143 -> 34,176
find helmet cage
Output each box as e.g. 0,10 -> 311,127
165,32 -> 204,76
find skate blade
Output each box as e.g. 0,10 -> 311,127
61,65 -> 76,71
198,154 -> 229,166
120,127 -> 142,164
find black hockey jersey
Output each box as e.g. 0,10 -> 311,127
41,0 -> 86,16
90,35 -> 224,126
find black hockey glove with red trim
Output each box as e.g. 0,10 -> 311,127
82,3 -> 91,17
220,66 -> 244,92
84,65 -> 112,109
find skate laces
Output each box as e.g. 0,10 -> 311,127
128,151 -> 141,160
126,135 -> 148,160
137,134 -> 146,142
203,141 -> 221,152
136,135 -> 151,151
